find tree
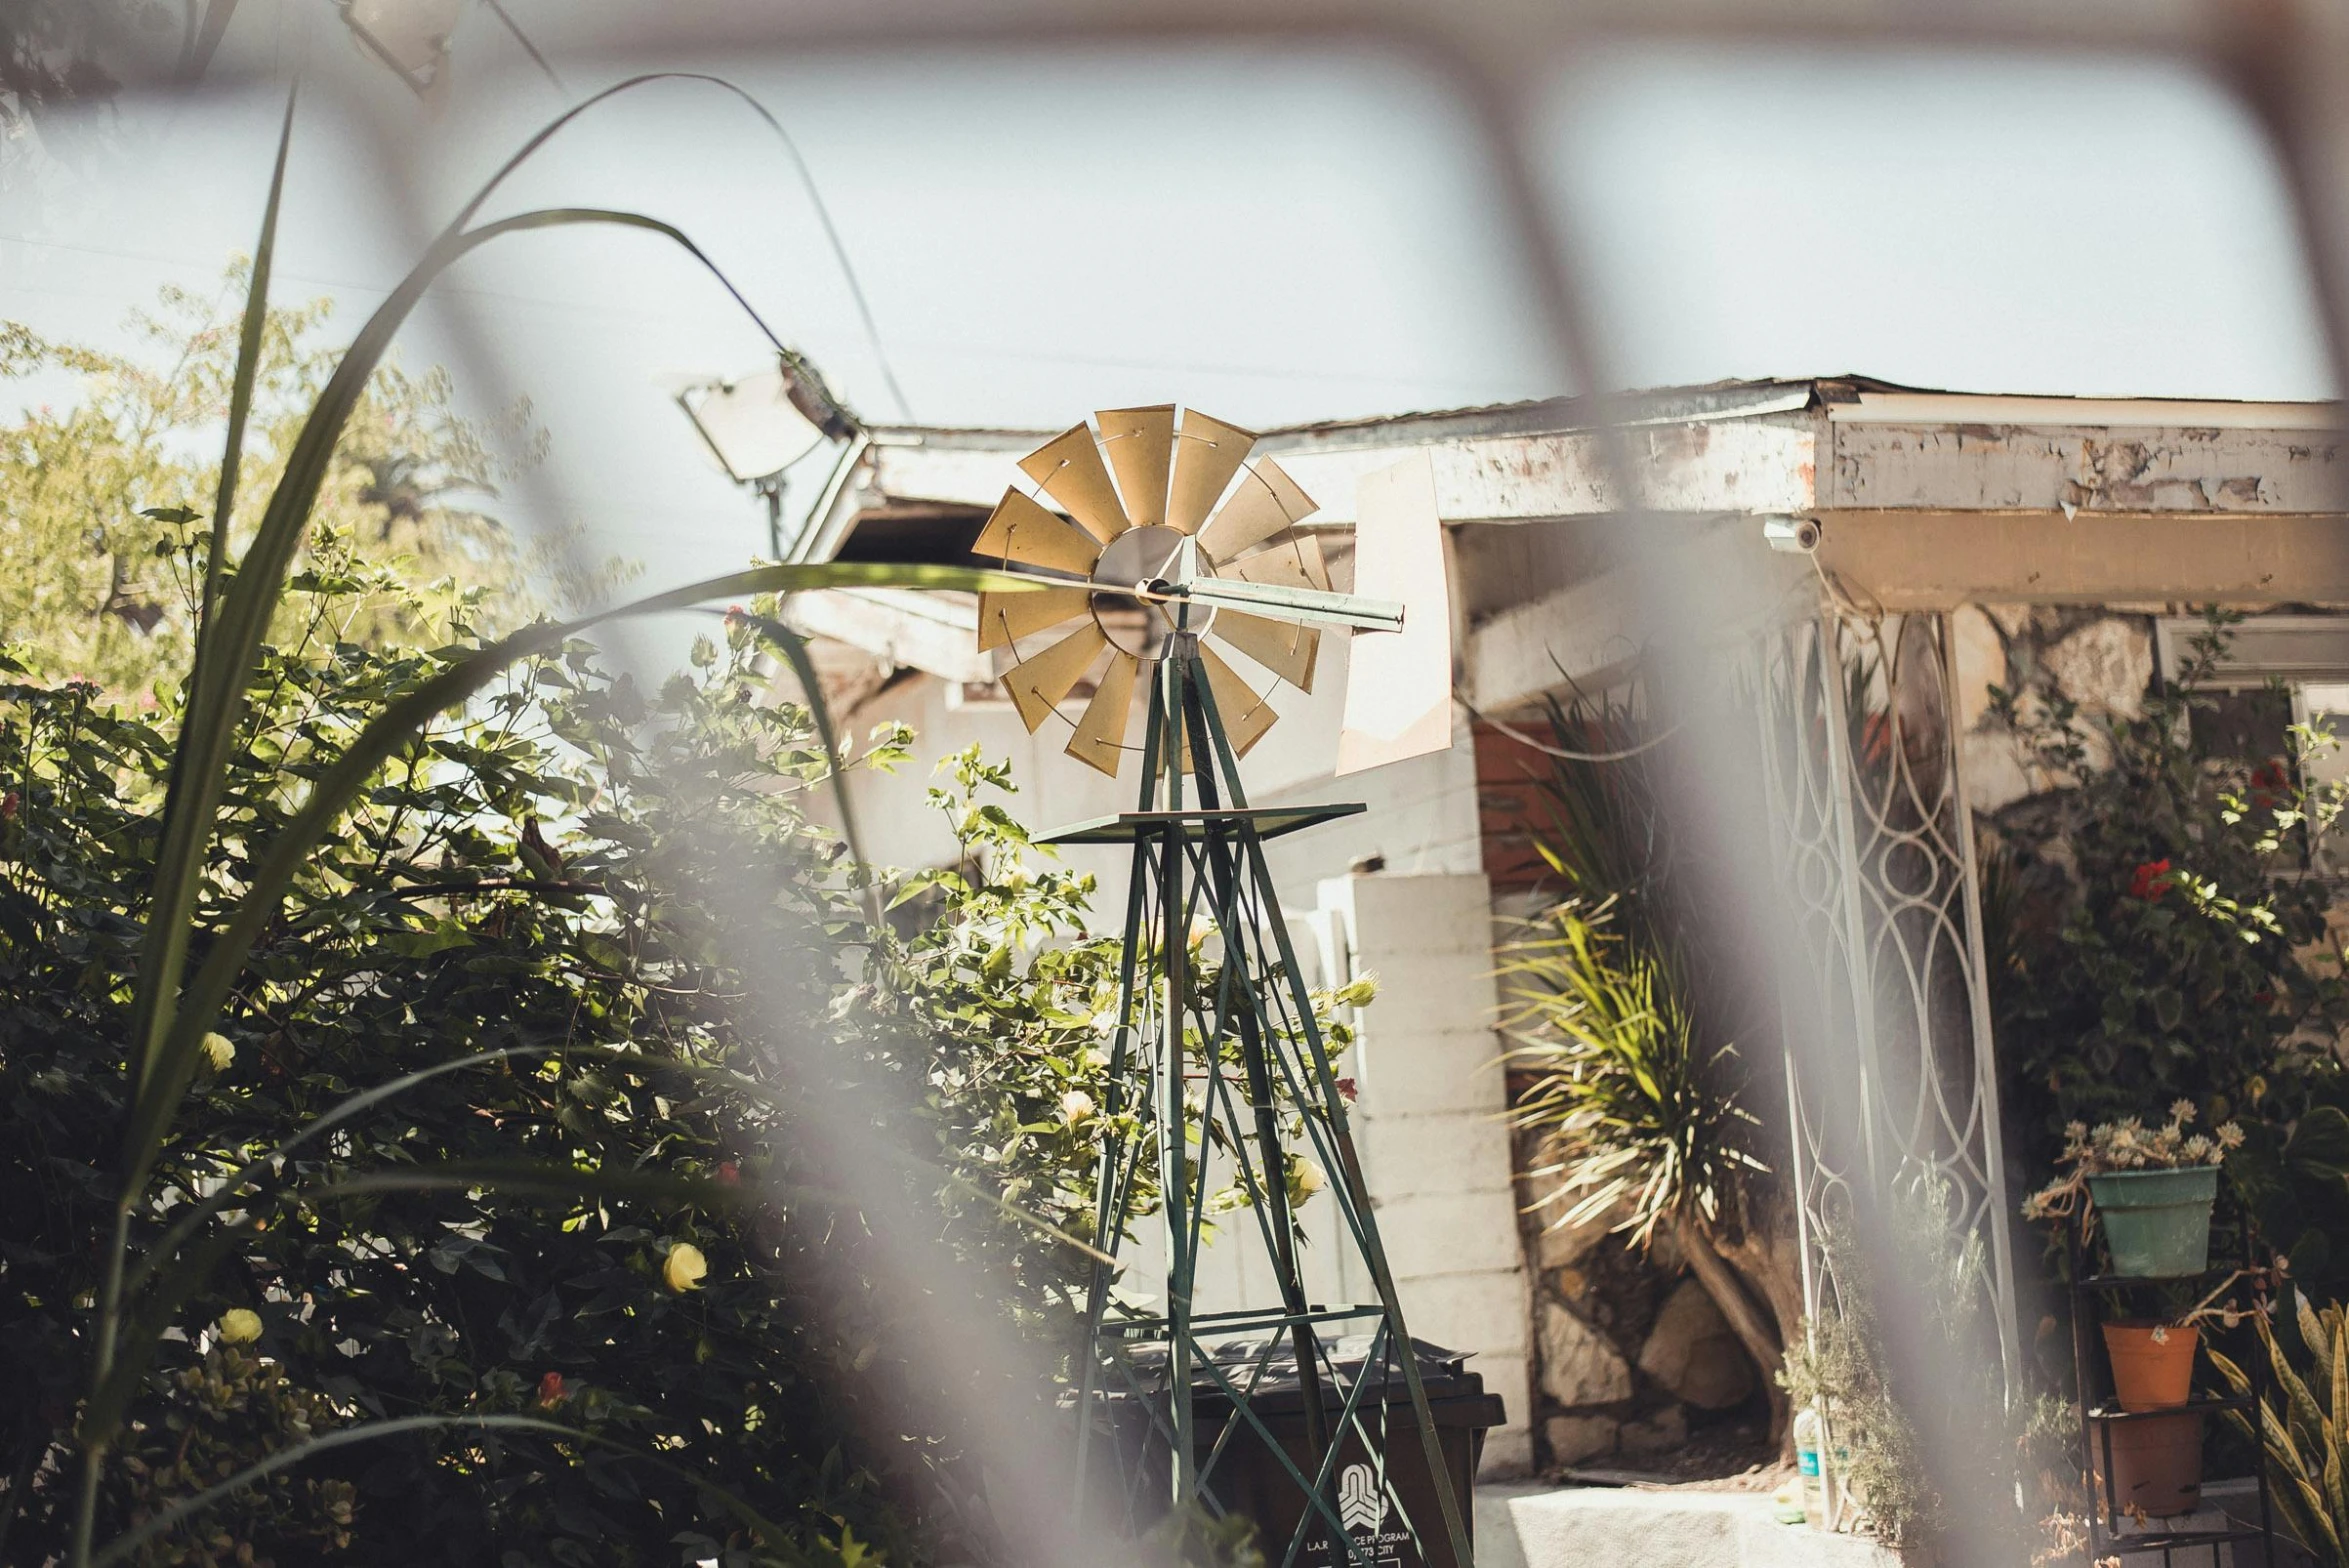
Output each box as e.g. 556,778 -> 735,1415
1,277 -> 549,698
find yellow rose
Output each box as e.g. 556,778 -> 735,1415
1290,1157 -> 1327,1203
218,1308 -> 263,1344
663,1243 -> 708,1293
1059,1090 -> 1096,1126
200,1033 -> 235,1072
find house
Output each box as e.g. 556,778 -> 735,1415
772,378 -> 2349,1478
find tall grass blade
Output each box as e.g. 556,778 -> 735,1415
178,0 -> 239,82
200,87 -> 292,624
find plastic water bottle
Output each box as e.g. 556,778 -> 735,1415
1794,1406 -> 1826,1529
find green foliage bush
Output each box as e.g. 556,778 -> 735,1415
0,566 -> 1152,1564
1991,615 -> 2349,1289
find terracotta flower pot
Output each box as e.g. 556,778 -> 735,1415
2093,1412 -> 2204,1518
2102,1320 -> 2198,1411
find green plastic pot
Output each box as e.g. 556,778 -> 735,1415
2086,1166 -> 2219,1278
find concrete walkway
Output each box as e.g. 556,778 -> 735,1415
1475,1481 -> 2293,1567
1477,1485 -> 1902,1568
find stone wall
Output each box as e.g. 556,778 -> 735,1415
1513,1147 -> 1765,1469
1947,603 -> 2158,820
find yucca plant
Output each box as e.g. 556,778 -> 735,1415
2211,1291 -> 2349,1565
53,79 -> 1034,1568
1501,904 -> 1755,1249
1501,690 -> 1798,1441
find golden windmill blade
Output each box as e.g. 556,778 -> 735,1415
1224,532 -> 1331,593
1019,424 -> 1131,545
1196,455 -> 1313,562
974,488 -> 1100,576
1196,642 -> 1278,757
976,405 -> 1387,777
1097,406 -> 1175,531
1167,410 -> 1255,534
1066,649 -> 1140,773
1210,610 -> 1318,693
1004,621 -> 1107,730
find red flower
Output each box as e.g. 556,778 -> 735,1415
0,791 -> 17,821
716,1161 -> 741,1187
1334,1078 -> 1359,1104
2129,859 -> 2173,900
2253,760 -> 2290,793
536,1371 -> 567,1408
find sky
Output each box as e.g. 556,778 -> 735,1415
0,7 -> 2335,597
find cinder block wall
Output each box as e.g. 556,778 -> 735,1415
1316,870 -> 1533,1477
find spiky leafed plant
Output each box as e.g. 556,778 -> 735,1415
1499,690 -> 1798,1439
1500,901 -> 1763,1246
1498,901 -> 1775,1364
53,79 -> 1037,1568
2211,1291 -> 2349,1566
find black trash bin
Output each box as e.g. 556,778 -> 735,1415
1086,1330 -> 1504,1568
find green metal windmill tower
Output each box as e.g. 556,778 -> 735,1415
970,407 -> 1486,1567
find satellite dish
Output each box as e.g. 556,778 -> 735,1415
676,371 -> 832,485
970,405 -> 1442,778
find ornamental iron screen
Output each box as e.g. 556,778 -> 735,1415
1750,606 -> 2021,1478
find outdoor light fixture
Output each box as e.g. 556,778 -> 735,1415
1762,513 -> 1823,553
673,354 -> 859,559
338,0 -> 463,98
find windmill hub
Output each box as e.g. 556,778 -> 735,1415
1091,523 -> 1212,655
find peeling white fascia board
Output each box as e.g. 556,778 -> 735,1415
780,588 -> 991,684
1833,392 -> 2339,431
1814,512 -> 2349,608
788,431 -> 875,564
861,441 -> 1026,509
1280,418 -> 1820,525
1263,384 -> 1818,453
844,417 -> 1821,529
1824,421 -> 2347,515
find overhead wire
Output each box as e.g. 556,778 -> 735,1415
480,0 -> 568,97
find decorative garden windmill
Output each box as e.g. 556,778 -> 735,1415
969,407 -> 1481,1567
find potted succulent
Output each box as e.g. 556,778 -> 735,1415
2027,1103 -> 2247,1518
2025,1102 -> 2242,1279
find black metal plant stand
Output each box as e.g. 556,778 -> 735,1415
2067,1190 -> 2280,1566
1059,632 -> 1482,1568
